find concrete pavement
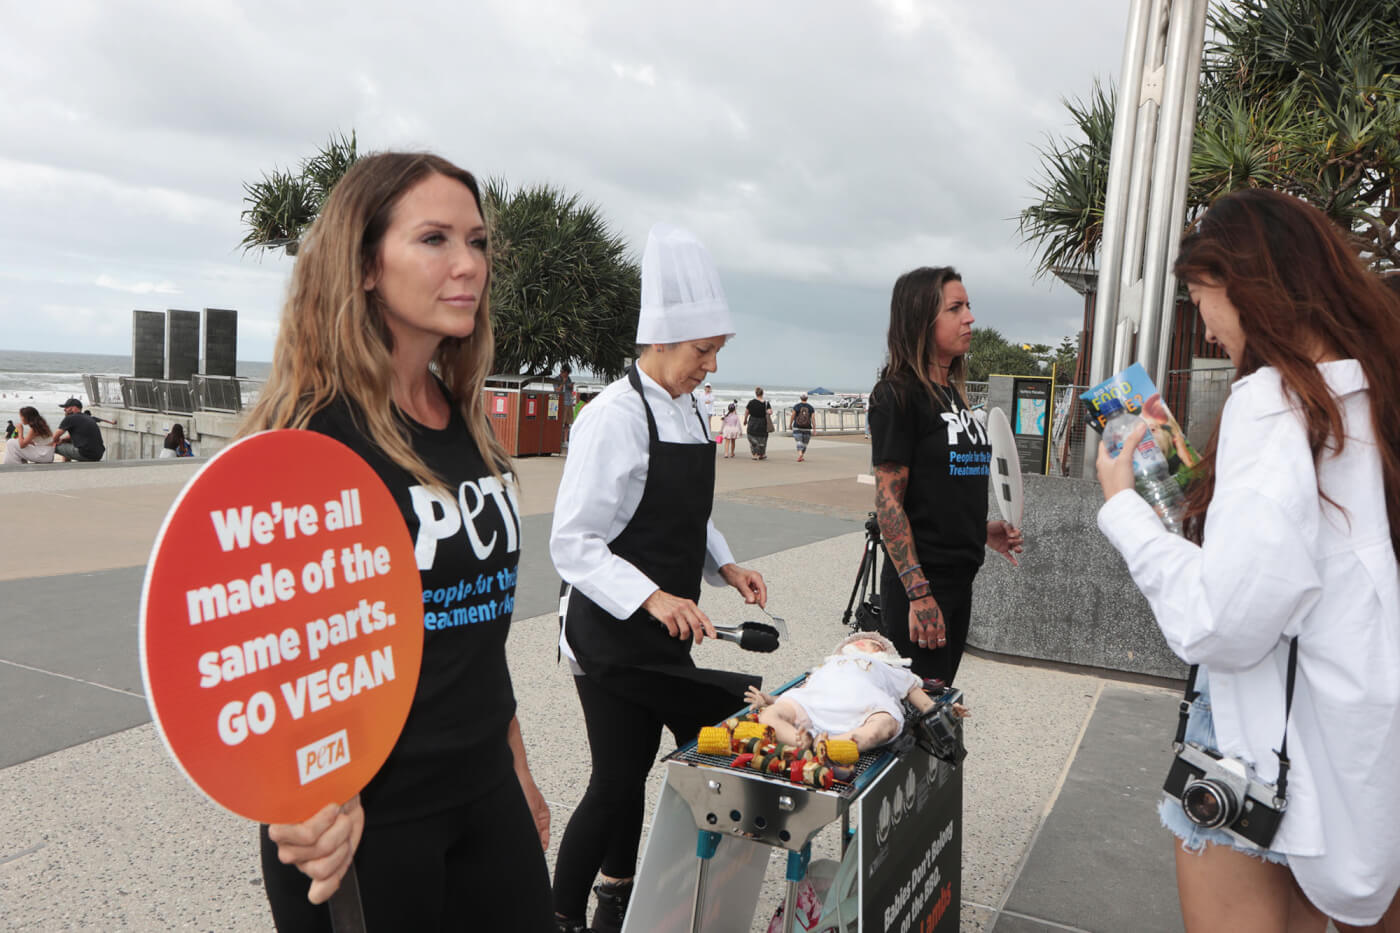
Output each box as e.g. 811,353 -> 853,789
0,432 -> 1188,931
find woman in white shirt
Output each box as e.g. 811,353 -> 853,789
3,406 -> 55,463
1096,188 -> 1400,930
549,224 -> 767,933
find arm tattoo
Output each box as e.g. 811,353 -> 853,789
874,463 -> 926,590
875,462 -> 945,646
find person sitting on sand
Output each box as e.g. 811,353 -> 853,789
3,406 -> 56,464
744,631 -> 958,752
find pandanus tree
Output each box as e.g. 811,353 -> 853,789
1020,0 -> 1400,276
240,131 -> 358,257
480,179 -> 639,380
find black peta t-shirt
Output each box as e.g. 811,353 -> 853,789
746,398 -> 771,436
868,380 -> 991,575
307,396 -> 521,825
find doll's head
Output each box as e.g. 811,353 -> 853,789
835,631 -> 900,657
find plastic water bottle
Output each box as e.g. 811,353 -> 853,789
1099,396 -> 1185,535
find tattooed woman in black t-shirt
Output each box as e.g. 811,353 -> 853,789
238,153 -> 553,932
868,267 -> 1023,685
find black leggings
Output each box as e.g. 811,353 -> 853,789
551,674 -> 726,920
260,775 -> 553,932
880,561 -> 975,686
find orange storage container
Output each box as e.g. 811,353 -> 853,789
485,375 -> 564,456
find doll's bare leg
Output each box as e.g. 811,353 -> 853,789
756,699 -> 814,748
829,712 -> 900,752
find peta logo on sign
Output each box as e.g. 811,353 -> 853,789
297,729 -> 351,785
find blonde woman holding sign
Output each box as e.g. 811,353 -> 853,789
241,152 -> 552,932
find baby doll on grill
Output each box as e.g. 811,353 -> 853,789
745,632 -> 944,752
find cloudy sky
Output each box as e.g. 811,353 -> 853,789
0,0 -> 1128,389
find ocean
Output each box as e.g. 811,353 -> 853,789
0,348 -> 865,422
0,349 -> 273,421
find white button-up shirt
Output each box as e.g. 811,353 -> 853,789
551,367 -> 735,665
1098,360 -> 1400,924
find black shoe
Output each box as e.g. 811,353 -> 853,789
591,880 -> 632,933
553,915 -> 589,933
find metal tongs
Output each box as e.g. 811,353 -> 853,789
713,605 -> 789,653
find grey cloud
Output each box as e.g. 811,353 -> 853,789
0,0 -> 1125,382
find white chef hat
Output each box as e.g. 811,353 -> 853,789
636,224 -> 736,344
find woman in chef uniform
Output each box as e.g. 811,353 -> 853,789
549,224 -> 767,933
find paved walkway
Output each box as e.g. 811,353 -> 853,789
0,433 -> 1188,931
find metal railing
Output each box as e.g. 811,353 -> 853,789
158,380 -> 195,415
119,377 -> 162,412
82,374 -> 124,408
192,375 -> 243,413
776,382 -> 990,436
83,373 -> 265,416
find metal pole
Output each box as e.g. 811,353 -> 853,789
1085,0 -> 1208,478
1153,0 -> 1210,380
1087,0 -> 1156,393
1110,0 -> 1173,377
1137,0 -> 1209,382
689,830 -> 722,933
1083,0 -> 1156,478
781,845 -> 811,933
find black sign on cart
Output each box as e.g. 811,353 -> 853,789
860,746 -> 961,933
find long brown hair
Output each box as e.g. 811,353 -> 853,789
1173,188 -> 1400,552
240,151 -> 507,489
19,406 -> 50,438
875,266 -> 967,409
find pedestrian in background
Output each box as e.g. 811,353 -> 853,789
720,401 -> 740,458
159,423 -> 192,458
743,386 -> 771,460
699,381 -> 715,431
790,393 -> 815,462
557,364 -> 576,448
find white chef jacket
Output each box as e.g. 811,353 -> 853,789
552,366 -> 736,667
1098,360 -> 1400,924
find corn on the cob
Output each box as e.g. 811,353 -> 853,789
696,726 -> 731,756
817,738 -> 859,766
732,721 -> 768,745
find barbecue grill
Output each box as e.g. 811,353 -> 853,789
624,677 -> 965,933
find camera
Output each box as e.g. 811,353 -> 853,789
910,688 -> 965,765
1163,742 -> 1285,849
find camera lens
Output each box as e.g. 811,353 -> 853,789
1181,778 -> 1237,828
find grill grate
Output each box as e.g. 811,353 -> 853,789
665,736 -> 891,801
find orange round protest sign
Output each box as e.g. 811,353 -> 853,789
140,430 -> 423,823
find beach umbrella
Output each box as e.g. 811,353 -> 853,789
807,386 -> 834,395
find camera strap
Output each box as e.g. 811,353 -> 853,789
1173,637 -> 1299,806
1172,665 -> 1202,750
1275,637 -> 1298,805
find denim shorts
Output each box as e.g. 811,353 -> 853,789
1159,671 -> 1290,865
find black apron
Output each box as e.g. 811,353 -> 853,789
563,366 -> 758,721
